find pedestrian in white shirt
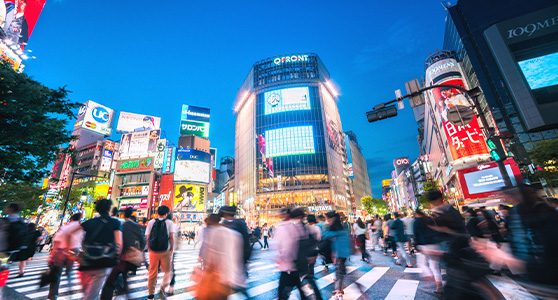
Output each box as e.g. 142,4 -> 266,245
145,206 -> 175,299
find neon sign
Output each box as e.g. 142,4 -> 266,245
273,54 -> 309,65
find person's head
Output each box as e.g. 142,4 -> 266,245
5,202 -> 21,215
339,212 -> 347,222
414,209 -> 426,218
219,206 -> 236,220
374,214 -> 379,220
465,208 -> 477,218
157,205 -> 170,217
425,190 -> 444,208
289,208 -> 305,220
124,207 -> 134,219
142,217 -> 148,224
95,199 -> 112,215
357,217 -> 365,228
393,212 -> 400,219
111,207 -> 119,217
70,212 -> 82,222
279,208 -> 291,221
263,223 -> 268,228
306,214 -> 317,224
206,214 -> 221,226
383,213 -> 391,221
325,211 -> 342,231
317,215 -> 326,222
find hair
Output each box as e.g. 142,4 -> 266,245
70,213 -> 82,221
95,199 -> 112,214
7,203 -> 21,213
414,209 -> 426,217
307,214 -> 317,224
142,217 -> 148,224
393,212 -> 400,218
426,190 -> 443,202
317,214 -> 326,221
206,213 -> 221,226
325,211 -> 343,231
465,208 -> 477,216
124,207 -> 134,219
357,217 -> 365,229
111,207 -> 119,217
289,208 -> 305,219
383,213 -> 391,221
374,214 -> 379,219
157,205 -> 170,216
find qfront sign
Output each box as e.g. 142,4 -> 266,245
273,54 -> 309,65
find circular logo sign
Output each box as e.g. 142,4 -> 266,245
92,106 -> 110,123
267,93 -> 280,107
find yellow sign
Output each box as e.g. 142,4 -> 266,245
174,184 -> 205,212
382,179 -> 392,187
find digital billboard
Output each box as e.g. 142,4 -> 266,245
265,126 -> 315,158
1,0 -> 46,49
119,129 -> 160,158
518,52 -> 558,90
264,87 -> 311,115
77,100 -> 114,136
180,120 -> 210,138
174,184 -> 205,211
457,159 -> 521,199
174,148 -> 211,183
116,112 -> 161,134
181,105 -> 210,122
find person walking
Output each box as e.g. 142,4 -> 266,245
37,227 -> 49,253
145,205 -> 175,299
262,223 -> 270,250
47,213 -> 83,300
305,214 -> 323,300
401,212 -> 415,255
168,214 -> 180,295
100,207 -> 146,299
250,225 -> 264,249
370,215 -> 382,251
219,206 -> 251,271
70,199 -> 122,300
391,212 -> 413,267
322,211 -> 351,297
413,209 -> 443,294
16,223 -> 40,277
353,218 -> 369,262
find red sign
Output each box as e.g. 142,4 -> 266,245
431,78 -> 489,160
158,174 -> 174,209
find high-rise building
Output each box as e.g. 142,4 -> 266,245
234,53 -> 351,223
344,131 -> 372,206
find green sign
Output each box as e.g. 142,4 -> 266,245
180,120 -> 210,138
118,157 -> 154,172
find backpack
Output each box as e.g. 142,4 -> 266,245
294,224 -> 318,274
149,219 -> 169,252
6,218 -> 28,253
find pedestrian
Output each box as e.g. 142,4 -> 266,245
219,206 -> 251,271
352,218 -> 369,262
401,212 -> 415,255
100,207 -> 146,300
322,211 -> 351,297
305,214 -> 323,300
274,208 -> 308,300
2,203 -> 30,272
71,199 -> 122,300
47,212 -> 84,300
382,214 -> 396,256
145,205 -> 175,299
390,212 -> 413,267
250,225 -> 264,249
413,209 -> 443,294
168,214 -> 180,295
262,223 -> 270,250
464,208 -> 483,238
370,215 -> 382,251
195,214 -> 244,300
16,222 -> 40,277
37,226 -> 49,253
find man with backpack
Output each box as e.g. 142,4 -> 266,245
145,205 -> 175,299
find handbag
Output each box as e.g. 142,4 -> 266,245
122,246 -> 144,266
194,264 -> 231,300
79,217 -> 118,268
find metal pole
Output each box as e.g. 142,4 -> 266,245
59,171 -> 75,228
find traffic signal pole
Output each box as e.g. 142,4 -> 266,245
368,84 -> 513,188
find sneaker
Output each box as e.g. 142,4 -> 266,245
147,295 -> 154,299
167,286 -> 174,295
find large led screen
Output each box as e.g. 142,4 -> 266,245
174,160 -> 210,183
265,126 -> 315,158
464,165 -> 517,195
264,87 -> 311,115
518,52 -> 558,90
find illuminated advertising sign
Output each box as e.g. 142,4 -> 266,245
119,198 -> 148,210
162,147 -> 176,174
119,129 -> 160,158
174,160 -> 210,184
273,54 -> 309,65
457,159 -> 521,199
1,0 -> 46,50
265,126 -> 315,158
518,52 -> 558,90
116,112 -> 161,134
344,134 -> 354,179
181,105 -> 210,122
176,148 -> 211,163
425,59 -> 489,161
381,179 -> 392,187
174,184 -> 205,211
117,157 -> 154,173
264,87 -> 311,115
180,120 -> 210,138
154,139 -> 167,169
99,149 -> 113,172
120,185 -> 150,197
158,174 -> 174,208
210,148 -> 217,168
393,157 -> 410,176
79,100 -> 114,136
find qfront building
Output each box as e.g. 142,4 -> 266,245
234,54 -> 352,223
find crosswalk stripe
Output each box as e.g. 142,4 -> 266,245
487,275 -> 537,300
403,267 -> 422,273
384,279 -> 419,300
332,267 -> 389,300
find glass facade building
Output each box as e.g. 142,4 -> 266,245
234,54 -> 351,223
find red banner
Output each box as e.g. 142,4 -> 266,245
158,174 -> 174,209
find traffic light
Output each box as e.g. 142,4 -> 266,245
487,135 -> 506,162
366,105 -> 398,123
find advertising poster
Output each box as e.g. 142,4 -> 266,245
174,184 -> 205,211
181,105 -> 210,122
180,119 -> 210,138
431,78 -> 489,160
174,160 -> 210,183
393,157 -> 410,176
210,148 -> 217,168
99,149 -> 113,172
0,0 -> 46,49
119,129 -> 160,158
80,100 -> 114,136
154,139 -> 167,169
116,112 -> 161,134
162,147 -> 176,174
158,174 -> 174,208
264,86 -> 311,115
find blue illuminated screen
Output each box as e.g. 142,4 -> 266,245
264,87 -> 311,115
518,52 -> 558,90
464,165 -> 516,194
265,126 -> 315,157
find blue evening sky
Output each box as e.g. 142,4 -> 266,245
26,0 -> 447,197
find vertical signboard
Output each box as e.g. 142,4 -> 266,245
162,147 -> 176,174
180,105 -> 211,137
154,139 -> 167,169
158,174 -> 174,209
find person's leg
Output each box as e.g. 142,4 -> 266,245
294,272 -> 308,300
100,265 -> 121,300
264,236 -> 269,249
396,242 -> 412,266
416,246 -> 432,278
278,272 -> 292,300
147,251 -> 162,296
169,252 -> 176,293
87,268 -> 111,300
18,260 -> 26,275
358,235 -> 368,260
335,258 -> 347,292
160,251 -> 173,292
306,263 -> 323,300
47,265 -> 63,300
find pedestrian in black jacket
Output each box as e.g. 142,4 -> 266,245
413,210 -> 443,293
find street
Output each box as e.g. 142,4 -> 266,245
2,240 -> 532,300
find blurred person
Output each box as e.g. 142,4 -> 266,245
464,209 -> 483,238
370,214 -> 382,251
16,222 -> 40,277
262,223 -> 270,250
196,214 -> 244,300
478,207 -> 503,244
250,225 -> 263,249
316,215 -> 327,233
472,185 -> 558,298
413,209 -> 443,294
3,203 -> 28,262
100,207 -> 145,300
47,213 -> 83,300
382,214 -> 396,256
69,199 -> 122,300
352,218 -> 369,262
391,212 -> 413,267
322,211 -> 351,297
219,206 -> 251,271
37,226 -> 49,253
167,214 -> 180,295
316,214 -> 333,271
145,205 -> 175,299
299,212 -> 323,300
274,208 -> 308,300
401,212 -> 415,255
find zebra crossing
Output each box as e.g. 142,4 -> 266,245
3,245 -> 538,300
